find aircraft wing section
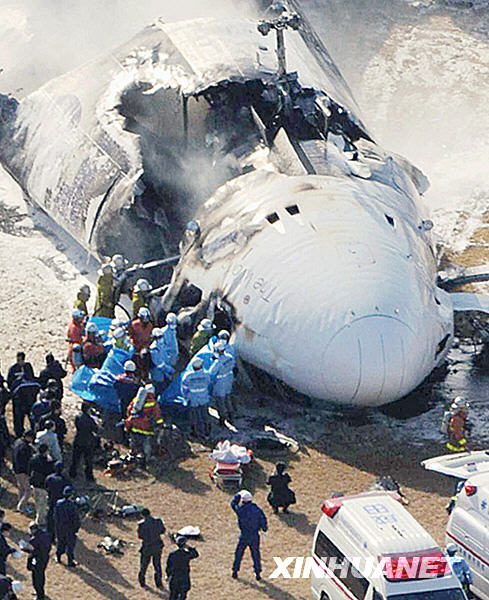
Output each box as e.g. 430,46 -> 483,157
450,292 -> 489,314
422,450 -> 489,479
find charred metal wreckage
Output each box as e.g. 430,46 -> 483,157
0,4 -> 474,407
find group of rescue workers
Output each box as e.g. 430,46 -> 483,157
0,253 -> 476,599
66,256 -> 239,464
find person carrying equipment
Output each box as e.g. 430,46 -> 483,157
73,284 -> 91,315
128,308 -> 154,353
125,384 -> 163,465
209,341 -> 236,426
231,490 -> 267,581
445,397 -> 471,452
166,536 -> 199,600
190,319 -> 215,356
132,279 -> 152,318
181,358 -> 211,438
446,544 -> 472,595
93,263 -> 115,318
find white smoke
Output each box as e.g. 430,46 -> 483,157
0,0 -> 258,96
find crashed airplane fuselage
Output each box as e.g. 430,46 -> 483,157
0,14 -> 456,406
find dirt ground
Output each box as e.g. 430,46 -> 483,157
0,166 -> 474,599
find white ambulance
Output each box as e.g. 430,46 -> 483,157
423,450 -> 489,600
311,491 -> 465,600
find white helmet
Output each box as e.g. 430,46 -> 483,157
453,396 -> 468,409
80,284 -> 91,296
86,322 -> 98,334
214,340 -> 226,354
135,278 -> 151,293
124,360 -> 136,372
218,329 -> 230,341
192,357 -> 204,370
72,308 -> 84,319
239,490 -> 253,502
198,318 -> 214,332
152,328 -> 164,338
166,312 -> 178,327
145,383 -> 155,394
112,327 -> 126,339
110,318 -> 122,330
111,254 -> 125,269
11,581 -> 23,593
138,307 -> 151,321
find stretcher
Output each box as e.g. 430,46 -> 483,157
211,460 -> 243,492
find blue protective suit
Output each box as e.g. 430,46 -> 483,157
209,351 -> 235,398
180,368 -> 211,407
161,325 -> 179,367
150,339 -> 175,384
231,495 -> 268,576
448,555 -> 472,585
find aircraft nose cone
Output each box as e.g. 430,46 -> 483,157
321,315 -> 419,406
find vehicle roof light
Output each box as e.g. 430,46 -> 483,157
464,483 -> 477,497
380,550 -> 448,581
321,498 -> 342,518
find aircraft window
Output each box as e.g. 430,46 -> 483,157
285,204 -> 300,216
435,334 -> 450,358
266,212 -> 280,224
385,214 -> 395,228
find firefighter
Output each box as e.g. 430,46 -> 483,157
190,319 -> 215,356
73,284 -> 91,315
446,397 -> 470,453
124,384 -> 163,466
66,310 -> 85,371
93,263 -> 115,318
128,308 -> 154,353
209,341 -> 236,426
111,254 -> 129,304
132,279 -> 152,318
82,323 -> 106,369
161,312 -> 179,367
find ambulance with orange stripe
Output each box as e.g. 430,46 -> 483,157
311,491 -> 465,600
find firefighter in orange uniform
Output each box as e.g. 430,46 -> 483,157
124,384 -> 163,467
66,309 -> 86,371
128,308 -> 154,353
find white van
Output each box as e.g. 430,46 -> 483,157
311,491 -> 465,600
423,450 -> 489,600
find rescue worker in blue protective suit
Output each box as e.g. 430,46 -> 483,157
161,313 -> 179,367
446,544 -> 472,595
231,490 -> 267,581
209,341 -> 236,426
208,330 -> 236,359
149,329 -> 175,397
54,486 -> 80,567
181,357 -> 211,438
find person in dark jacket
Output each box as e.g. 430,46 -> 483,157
0,373 -> 9,412
267,462 -> 296,514
12,430 -> 34,513
0,574 -> 20,599
54,486 -> 80,567
0,409 -> 10,474
45,462 -> 70,537
7,353 -> 35,393
166,536 -> 199,600
25,521 -> 52,600
29,444 -> 55,526
11,376 -> 40,438
38,354 -> 66,399
231,490 -> 267,581
30,392 -> 53,433
137,508 -> 166,589
0,524 -> 16,575
69,403 -> 98,482
114,361 -> 140,418
52,407 -> 67,448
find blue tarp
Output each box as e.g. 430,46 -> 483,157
69,365 -> 97,401
87,316 -> 112,336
